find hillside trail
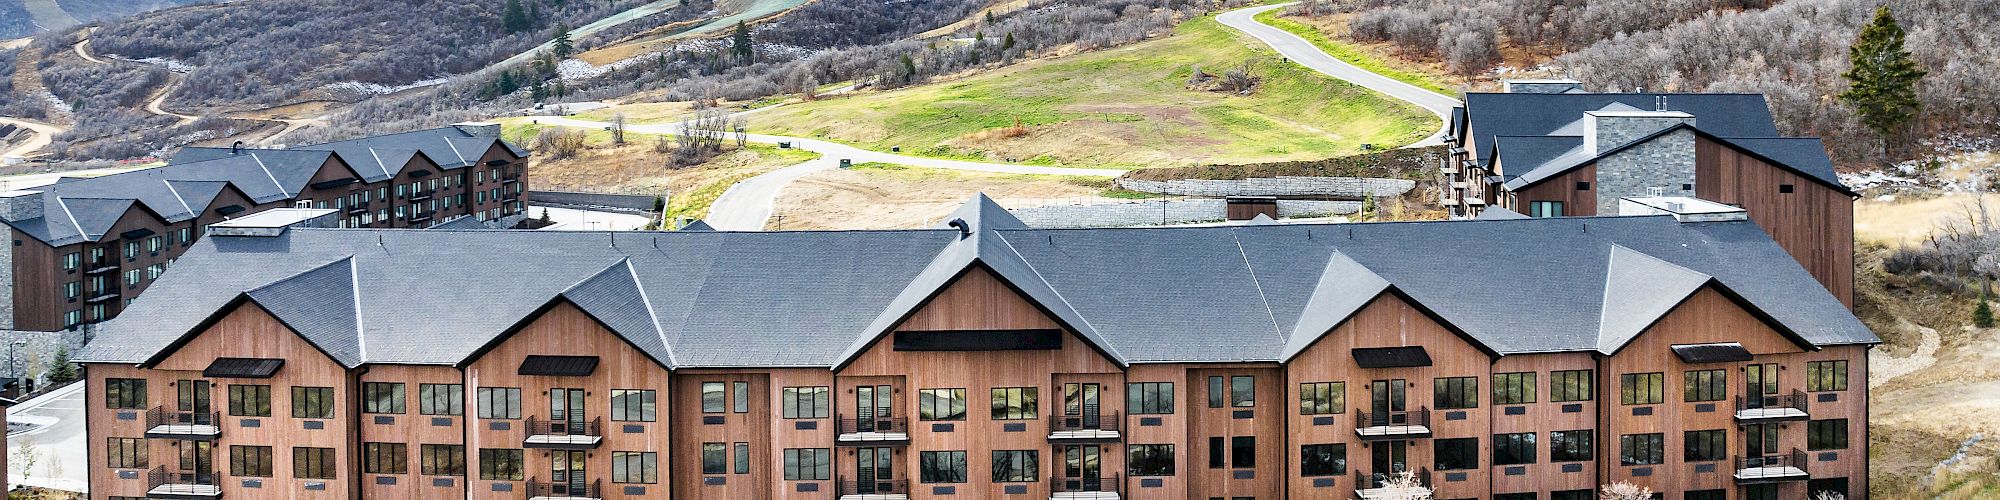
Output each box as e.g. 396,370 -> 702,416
1217,3 -> 1456,147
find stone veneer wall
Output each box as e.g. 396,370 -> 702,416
0,225 -> 13,330
1113,176 -> 1415,198
1009,199 -> 1363,228
1596,128 -> 1697,214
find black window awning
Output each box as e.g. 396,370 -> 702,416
486,159 -> 512,166
519,355 -> 599,376
893,329 -> 1063,351
203,357 -> 285,378
409,169 -> 433,178
1672,343 -> 1754,364
1352,346 -> 1433,368
215,205 -> 246,215
120,228 -> 156,240
310,178 -> 358,190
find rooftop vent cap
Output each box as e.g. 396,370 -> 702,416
947,218 -> 971,238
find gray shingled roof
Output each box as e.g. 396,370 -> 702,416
77,197 -> 1876,369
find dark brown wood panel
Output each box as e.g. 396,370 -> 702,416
1696,136 -> 1855,307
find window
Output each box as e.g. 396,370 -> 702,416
419,384 -> 463,416
1779,184 -> 1796,193
363,443 -> 407,474
106,438 -> 147,468
1207,376 -> 1225,408
990,387 -> 1038,420
612,451 -> 659,483
1554,491 -> 1595,500
1493,372 -> 1536,405
918,388 -> 967,421
701,443 -> 727,474
701,382 -> 726,413
611,389 -> 657,422
125,241 -> 138,259
228,384 -> 271,417
1620,373 -> 1664,405
362,382 -> 405,414
1807,360 -> 1849,392
1128,382 -> 1174,414
1528,201 -> 1564,217
1230,376 -> 1254,407
1494,433 -> 1536,465
1685,430 -> 1726,462
478,449 -> 524,481
1808,419 -> 1849,450
1551,430 -> 1594,462
476,387 -> 521,419
991,450 -> 1039,482
1231,436 -> 1256,468
1301,443 -> 1348,476
63,281 -> 78,299
230,445 -> 272,477
735,442 -> 750,474
292,386 -> 334,419
61,252 -> 79,270
1687,490 -> 1728,500
781,387 -> 830,419
1576,181 -> 1592,191
294,447 -> 336,479
1684,369 -> 1727,402
1551,370 -> 1592,401
421,444 -> 465,476
1435,377 -> 1478,409
147,236 -> 162,253
105,378 -> 146,409
1128,444 -> 1175,476
783,449 -> 832,480
1808,478 -> 1849,499
920,451 -> 968,483
733,381 -> 749,413
179,227 -> 194,244
1434,438 -> 1477,470
125,269 -> 140,285
1496,494 -> 1537,500
1299,382 -> 1344,415
146,264 -> 163,279
1208,437 -> 1225,468
1620,433 -> 1665,465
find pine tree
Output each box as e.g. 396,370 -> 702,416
46,347 -> 76,384
899,53 -> 916,81
502,0 -> 529,33
552,23 -> 575,59
1838,6 -> 1926,157
1002,32 -> 1016,51
731,21 -> 755,61
1979,288 -> 1997,328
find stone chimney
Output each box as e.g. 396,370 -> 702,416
1502,79 -> 1584,94
0,191 -> 45,223
451,122 -> 502,138
1584,110 -> 1695,154
1584,110 -> 1698,214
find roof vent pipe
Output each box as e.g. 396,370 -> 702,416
947,218 -> 971,238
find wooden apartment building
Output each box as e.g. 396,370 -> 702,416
77,195 -> 1873,500
1445,80 -> 1857,307
0,124 -> 528,331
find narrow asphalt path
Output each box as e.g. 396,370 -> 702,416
531,115 -> 1126,230
494,0 -> 683,70
1216,3 -> 1459,147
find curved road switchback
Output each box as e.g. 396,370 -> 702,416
0,117 -> 63,159
1216,3 -> 1458,147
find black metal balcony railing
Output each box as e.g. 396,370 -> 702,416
837,477 -> 908,496
1050,410 -> 1121,433
147,465 -> 219,490
1355,407 -> 1431,430
1357,467 -> 1431,490
526,416 -> 602,437
1736,389 -> 1809,414
1736,448 -> 1809,473
1051,473 -> 1121,493
527,477 -> 602,498
836,415 -> 909,435
144,406 -> 219,428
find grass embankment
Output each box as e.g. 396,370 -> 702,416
1250,9 -> 1456,96
748,14 -> 1437,169
502,117 -> 822,223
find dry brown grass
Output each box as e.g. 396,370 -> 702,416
768,164 -> 1113,230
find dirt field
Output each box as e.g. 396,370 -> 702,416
526,135 -> 819,222
768,164 -> 1120,229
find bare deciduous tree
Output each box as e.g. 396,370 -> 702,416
1599,481 -> 1653,500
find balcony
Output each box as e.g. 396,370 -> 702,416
410,190 -> 434,202
527,478 -> 603,500
837,477 -> 909,499
523,416 -> 602,449
1354,407 -> 1430,440
1051,473 -> 1120,500
1356,468 -> 1431,499
144,407 -> 220,440
1048,410 -> 1121,442
836,416 -> 910,445
1735,389 -> 1809,421
84,264 -> 118,275
146,466 -> 220,499
1734,449 -> 1810,484
86,290 -> 121,303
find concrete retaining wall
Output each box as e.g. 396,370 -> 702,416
529,191 -> 658,212
1114,176 -> 1416,198
1009,199 -> 1362,228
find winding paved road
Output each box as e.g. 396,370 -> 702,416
0,117 -> 62,159
1217,3 -> 1458,147
531,116 -> 1125,230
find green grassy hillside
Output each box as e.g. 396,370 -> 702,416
747,14 -> 1438,169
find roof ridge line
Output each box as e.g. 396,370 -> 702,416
619,258 -> 678,367
1230,229 -> 1284,342
348,257 -> 367,361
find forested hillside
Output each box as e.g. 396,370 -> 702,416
1312,0 -> 1992,166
